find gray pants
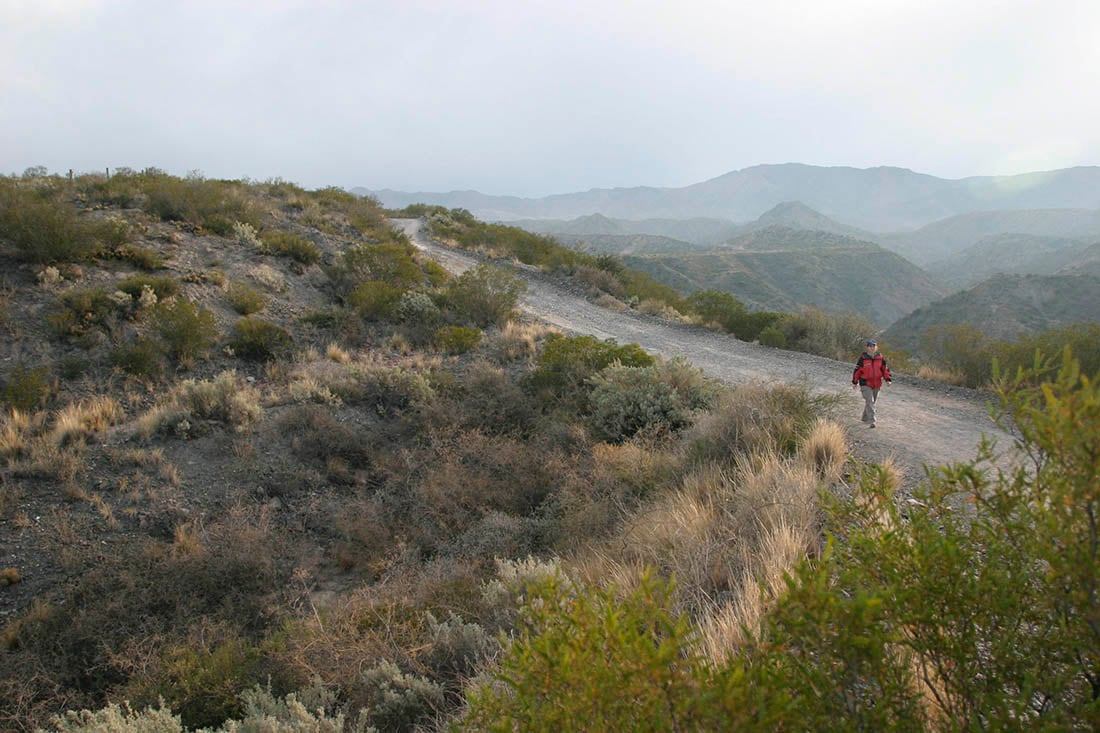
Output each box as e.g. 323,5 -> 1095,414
861,385 -> 880,425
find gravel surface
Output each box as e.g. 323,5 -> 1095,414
395,218 -> 1012,492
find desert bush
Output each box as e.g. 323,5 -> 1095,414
919,323 -> 993,388
396,290 -> 442,328
48,287 -> 127,340
428,361 -> 535,436
526,333 -> 654,408
462,572 -> 733,731
230,318 -> 293,362
346,280 -> 403,321
142,172 -> 260,234
780,306 -> 874,361
443,263 -> 527,328
587,358 -> 716,442
76,169 -> 143,208
684,380 -> 826,463
434,325 -> 482,354
51,396 -> 124,446
116,274 -> 180,300
3,363 -> 51,411
232,221 -> 262,248
757,325 -> 787,348
352,661 -> 445,732
328,243 -> 424,296
110,338 -> 163,378
277,405 -> 371,469
486,321 -> 546,364
225,281 -> 267,315
0,185 -> 117,263
112,244 -> 167,271
152,299 -> 218,365
262,229 -> 321,265
574,265 -> 625,298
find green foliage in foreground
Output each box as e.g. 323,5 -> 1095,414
466,349 -> 1100,730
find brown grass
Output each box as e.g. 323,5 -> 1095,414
797,418 -> 849,482
917,364 -> 967,386
51,396 -> 124,446
487,321 -> 554,364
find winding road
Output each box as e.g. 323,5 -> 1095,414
395,219 -> 1011,490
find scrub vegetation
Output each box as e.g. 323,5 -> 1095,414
1,169 -> 1096,731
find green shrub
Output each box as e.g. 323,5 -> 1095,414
230,317 -> 292,361
328,243 -> 424,296
687,289 -> 784,341
443,263 -> 527,328
434,325 -> 482,354
919,323 -> 993,388
757,325 -> 787,348
77,170 -> 143,208
262,229 -> 321,264
526,333 -> 654,407
2,363 -> 50,410
0,186 -> 116,263
463,572 -> 733,730
141,172 -> 259,234
587,358 -> 715,442
225,281 -> 267,315
116,275 -> 180,300
396,290 -> 442,328
110,338 -> 163,379
152,299 -> 218,365
346,280 -> 403,320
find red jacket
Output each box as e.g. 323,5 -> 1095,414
853,352 -> 891,389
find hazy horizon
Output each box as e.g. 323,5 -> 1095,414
4,1 -> 1099,197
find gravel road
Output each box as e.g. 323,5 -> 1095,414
394,219 -> 1011,490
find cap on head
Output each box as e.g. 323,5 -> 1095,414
866,339 -> 877,348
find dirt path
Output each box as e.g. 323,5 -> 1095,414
394,219 -> 1011,491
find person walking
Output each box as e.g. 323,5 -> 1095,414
852,339 -> 891,427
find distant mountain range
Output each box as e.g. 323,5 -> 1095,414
361,163 -> 1100,232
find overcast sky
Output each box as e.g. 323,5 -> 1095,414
3,0 -> 1099,196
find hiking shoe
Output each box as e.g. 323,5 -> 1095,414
868,423 -> 876,428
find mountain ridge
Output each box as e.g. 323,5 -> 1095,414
360,163 -> 1100,231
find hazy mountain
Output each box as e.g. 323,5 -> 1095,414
510,201 -> 871,250
548,232 -> 712,256
926,234 -> 1099,289
509,214 -> 741,246
883,273 -> 1100,350
361,163 -> 1100,232
879,208 -> 1100,265
1057,242 -> 1100,277
621,226 -> 947,325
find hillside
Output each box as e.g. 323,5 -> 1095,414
879,208 -> 1100,265
883,272 -> 1100,350
926,233 -> 1098,288
622,226 -> 946,325
362,163 -> 1100,231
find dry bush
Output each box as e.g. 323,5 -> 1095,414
137,371 -> 261,439
574,265 -> 625,298
917,363 -> 967,386
486,321 -> 553,364
594,293 -> 629,311
324,342 -> 351,363
683,381 -> 823,463
424,360 -> 536,437
554,440 -> 681,544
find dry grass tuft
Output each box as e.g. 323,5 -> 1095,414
51,396 -> 124,446
797,418 -> 849,482
487,321 -> 555,364
325,342 -> 352,363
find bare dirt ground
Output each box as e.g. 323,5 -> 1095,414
395,218 -> 1013,492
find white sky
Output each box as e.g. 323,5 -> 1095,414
2,0 -> 1098,196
